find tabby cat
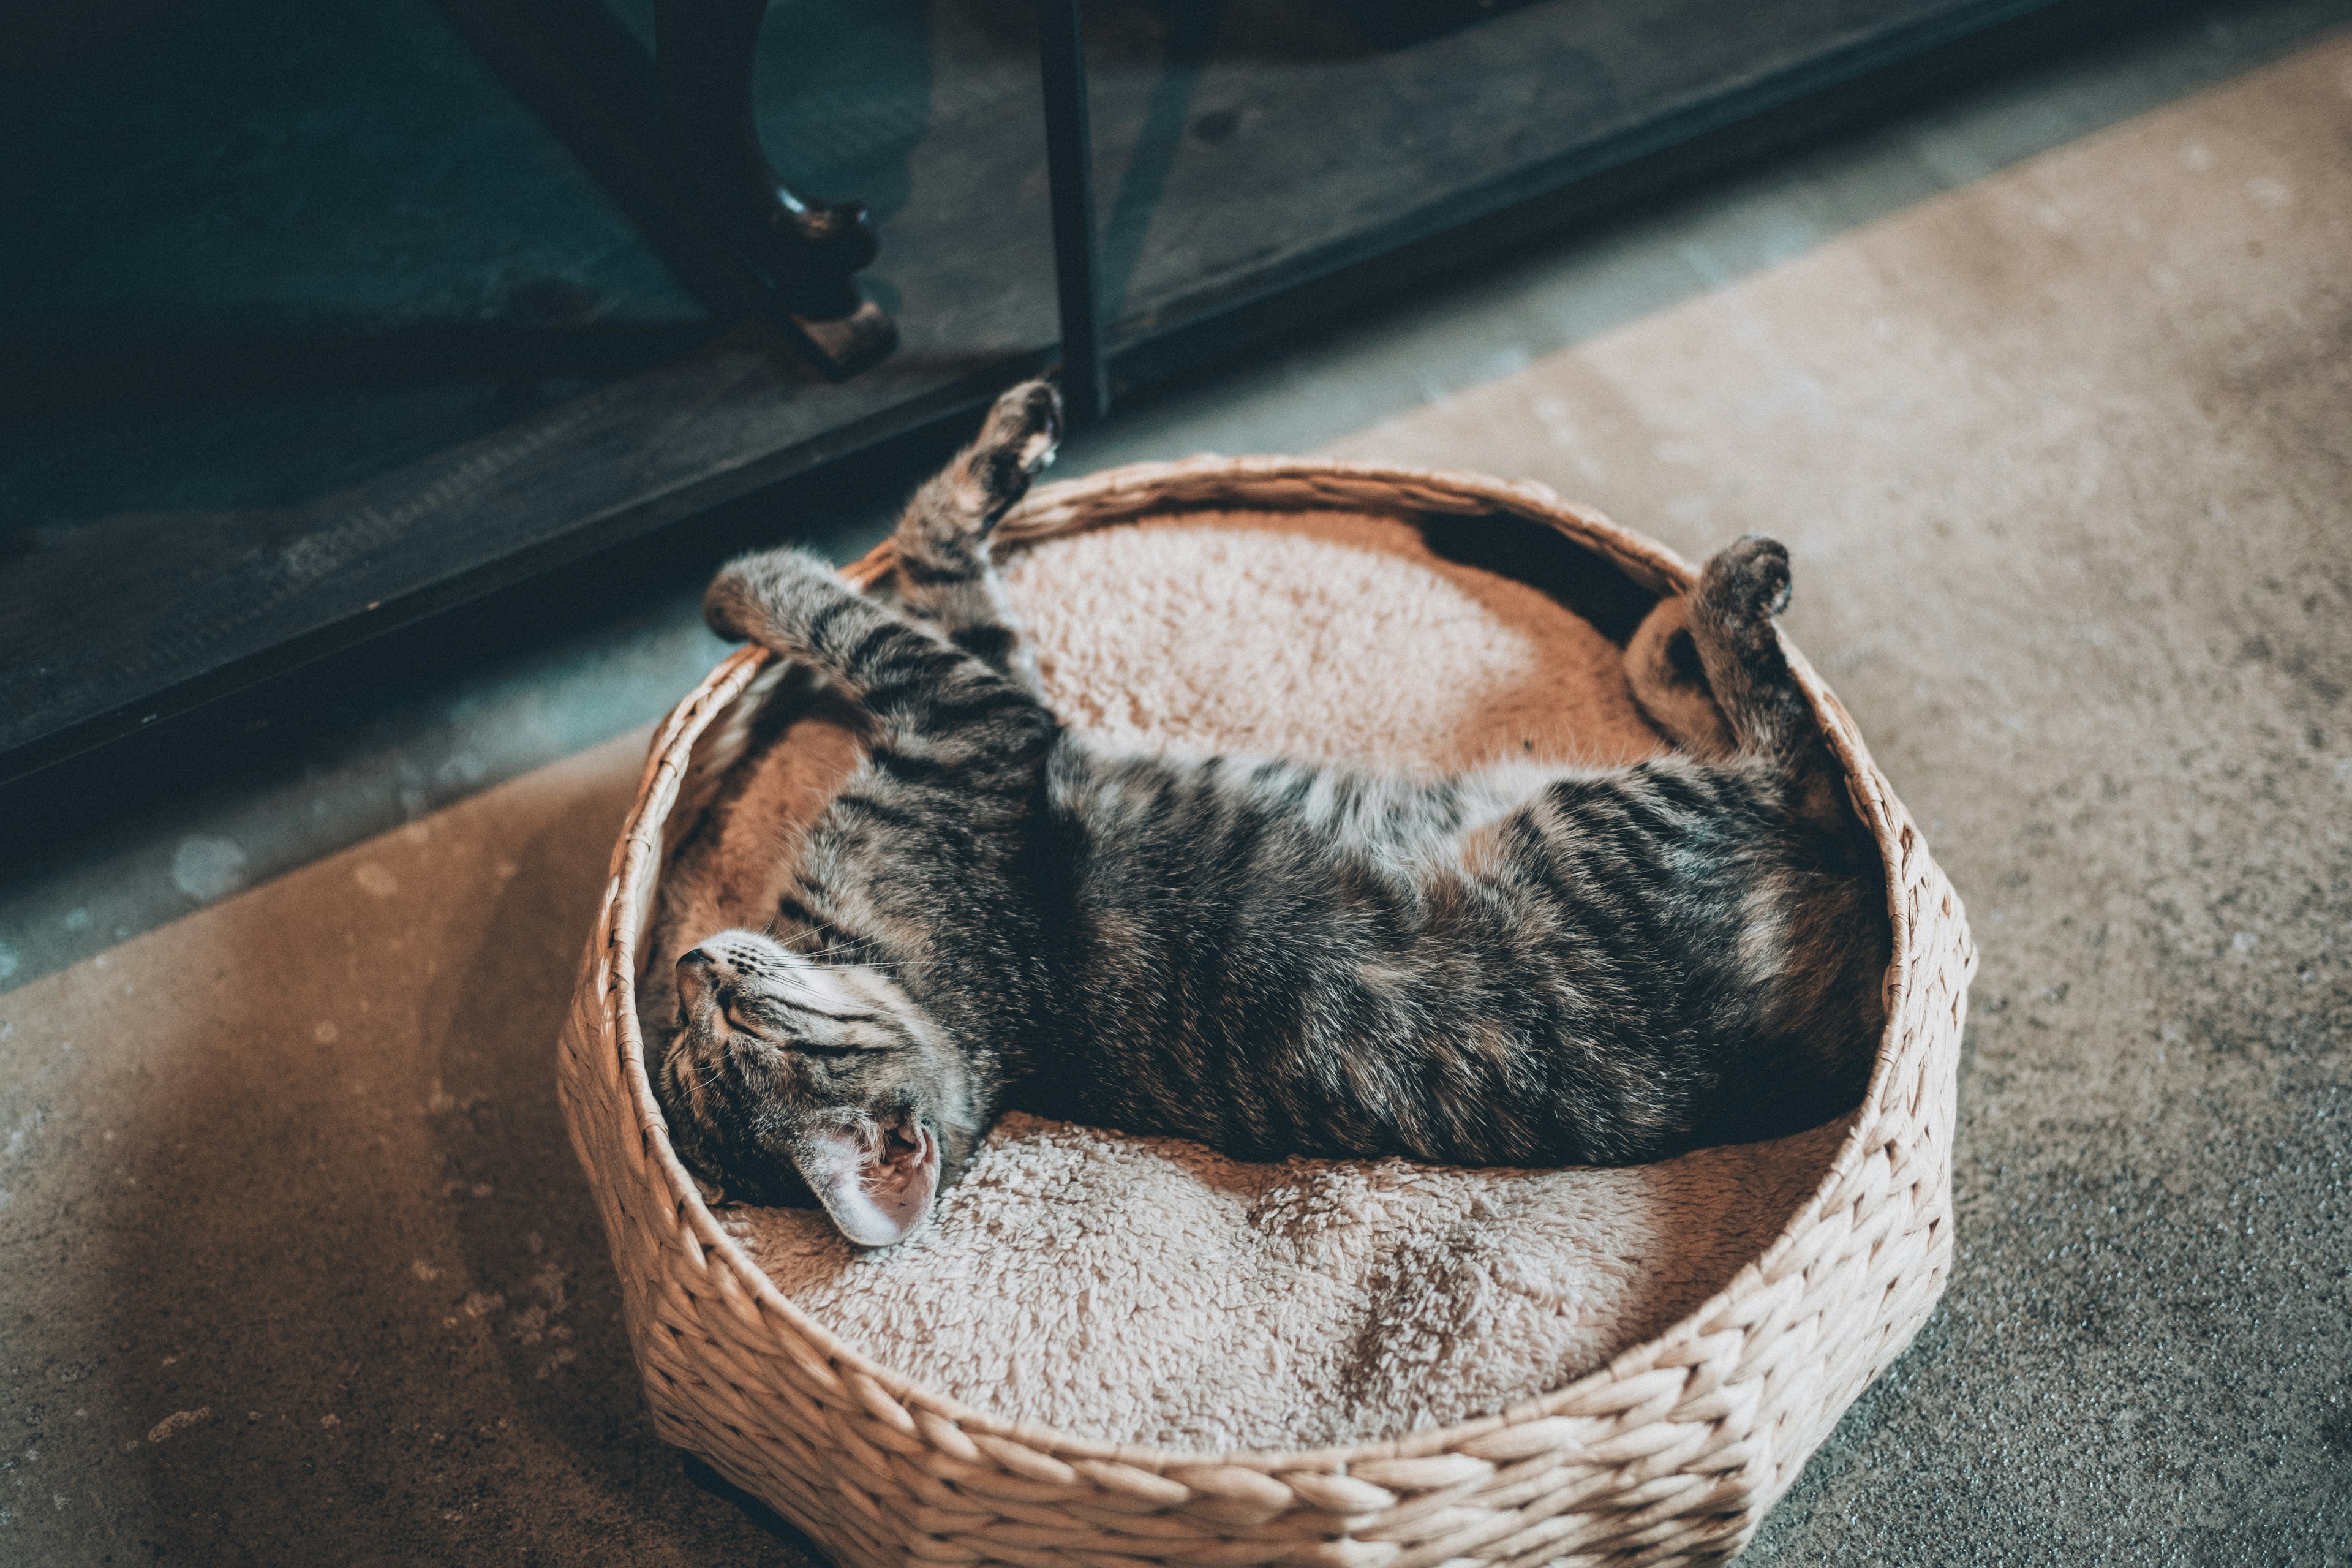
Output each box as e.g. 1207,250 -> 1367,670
654,380 -> 1888,1247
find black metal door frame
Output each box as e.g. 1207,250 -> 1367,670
1038,0 -> 1109,426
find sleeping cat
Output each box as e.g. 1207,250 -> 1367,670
652,380 -> 1889,1248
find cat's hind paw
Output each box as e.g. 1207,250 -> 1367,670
1697,535 -> 1793,638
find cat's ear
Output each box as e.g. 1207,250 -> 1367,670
1624,593 -> 1737,761
792,1124 -> 940,1248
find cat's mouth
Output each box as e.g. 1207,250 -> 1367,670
793,1115 -> 940,1248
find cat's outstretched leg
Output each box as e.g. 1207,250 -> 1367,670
1630,534 -> 1835,772
1623,594 -> 1736,761
706,547 -> 1052,778
1683,535 -> 1821,768
889,379 -> 1061,692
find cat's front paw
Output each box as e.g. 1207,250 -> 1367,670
704,546 -> 849,646
980,379 -> 1063,477
968,380 -> 1063,521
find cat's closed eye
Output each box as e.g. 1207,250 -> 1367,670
723,995 -> 881,1031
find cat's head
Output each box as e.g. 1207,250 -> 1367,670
651,928 -> 984,1246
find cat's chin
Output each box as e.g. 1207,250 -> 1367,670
797,1119 -> 940,1248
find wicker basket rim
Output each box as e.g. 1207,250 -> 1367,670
598,454 -> 1923,1472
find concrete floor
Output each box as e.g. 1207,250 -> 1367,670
6,13 -> 2351,1566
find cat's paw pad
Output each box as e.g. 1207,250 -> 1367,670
1701,535 -> 1793,624
980,379 -> 1064,477
704,547 -> 842,643
968,380 -> 1063,517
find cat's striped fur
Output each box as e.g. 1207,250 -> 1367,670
657,380 -> 1889,1246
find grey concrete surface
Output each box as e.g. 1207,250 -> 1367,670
6,14 -> 2352,1568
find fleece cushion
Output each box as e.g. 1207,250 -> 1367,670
664,508 -> 1845,1452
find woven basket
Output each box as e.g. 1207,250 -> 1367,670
557,458 -> 1972,1568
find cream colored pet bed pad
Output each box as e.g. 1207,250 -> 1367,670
564,458 -> 1970,1568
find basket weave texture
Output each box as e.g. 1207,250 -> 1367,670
557,458 -> 1973,1568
